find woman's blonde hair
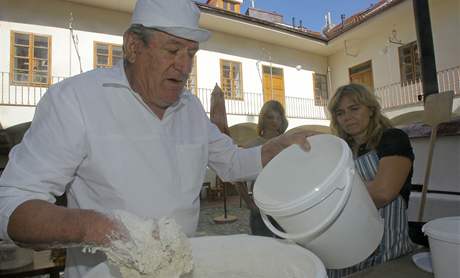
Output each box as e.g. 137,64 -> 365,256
257,100 -> 288,136
327,83 -> 392,150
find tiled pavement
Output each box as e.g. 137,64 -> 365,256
196,195 -> 251,237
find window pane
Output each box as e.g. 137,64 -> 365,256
34,59 -> 48,71
96,44 -> 109,55
222,63 -> 231,74
97,55 -> 109,65
313,73 -> 328,105
11,32 -> 51,85
112,46 -> 123,57
263,66 -> 271,74
34,36 -> 49,48
271,67 -> 283,76
221,60 -> 243,99
399,42 -> 421,84
13,71 -> 29,82
32,72 -> 48,84
14,58 -> 29,70
232,65 -> 240,80
14,33 -> 29,46
34,47 -> 48,59
15,46 -> 29,57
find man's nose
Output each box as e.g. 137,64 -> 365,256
174,52 -> 193,75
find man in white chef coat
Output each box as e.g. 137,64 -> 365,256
0,0 -> 311,277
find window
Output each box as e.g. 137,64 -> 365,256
313,73 -> 328,106
94,42 -> 123,68
10,31 -> 51,86
185,57 -> 197,95
220,59 -> 243,100
399,41 -> 421,85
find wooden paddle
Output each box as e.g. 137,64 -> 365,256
417,91 -> 454,221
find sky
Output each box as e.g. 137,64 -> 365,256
198,0 -> 379,32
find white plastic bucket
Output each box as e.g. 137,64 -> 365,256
422,216 -> 460,278
254,134 -> 384,269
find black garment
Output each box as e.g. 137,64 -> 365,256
249,208 -> 284,238
357,128 -> 414,206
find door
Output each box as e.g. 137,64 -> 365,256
262,65 -> 285,106
349,61 -> 374,91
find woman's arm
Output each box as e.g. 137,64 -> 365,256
366,155 -> 412,208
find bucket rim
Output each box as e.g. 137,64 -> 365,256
255,135 -> 353,217
422,216 -> 460,244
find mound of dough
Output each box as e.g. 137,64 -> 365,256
88,210 -> 193,278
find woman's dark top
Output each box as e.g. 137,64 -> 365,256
357,128 -> 414,206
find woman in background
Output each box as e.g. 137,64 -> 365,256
243,100 -> 288,237
327,83 -> 414,277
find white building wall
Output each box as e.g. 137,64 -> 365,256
327,0 -> 460,118
327,0 -> 415,90
2,0 -> 395,130
199,31 -> 327,99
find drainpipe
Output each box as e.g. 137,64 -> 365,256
69,13 -> 73,77
327,65 -> 333,100
413,0 -> 438,100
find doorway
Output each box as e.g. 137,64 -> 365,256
349,61 -> 374,91
262,65 -> 285,106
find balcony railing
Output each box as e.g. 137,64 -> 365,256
0,72 -> 328,120
0,72 -> 66,107
196,88 -> 328,119
375,66 -> 460,110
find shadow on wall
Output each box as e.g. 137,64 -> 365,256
0,122 -> 32,170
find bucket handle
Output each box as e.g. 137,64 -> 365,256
260,168 -> 355,242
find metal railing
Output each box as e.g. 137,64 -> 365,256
375,66 -> 460,110
3,66 -> 457,117
196,88 -> 327,119
0,72 -> 328,120
0,72 -> 66,106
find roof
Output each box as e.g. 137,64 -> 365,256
323,0 -> 406,39
196,2 -> 327,43
62,0 -> 407,52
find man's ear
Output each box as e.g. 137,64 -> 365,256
123,32 -> 140,64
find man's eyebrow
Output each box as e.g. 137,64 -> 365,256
163,41 -> 198,51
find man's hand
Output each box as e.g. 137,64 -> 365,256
80,210 -> 128,247
7,200 -> 125,249
261,131 -> 315,166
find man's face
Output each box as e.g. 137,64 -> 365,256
129,31 -> 199,115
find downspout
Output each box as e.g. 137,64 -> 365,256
327,57 -> 333,101
413,0 -> 438,99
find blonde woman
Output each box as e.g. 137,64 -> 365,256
244,100 -> 288,237
244,100 -> 289,148
327,83 -> 414,277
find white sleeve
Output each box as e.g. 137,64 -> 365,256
0,81 -> 87,241
207,121 -> 262,182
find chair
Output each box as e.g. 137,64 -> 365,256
0,122 -> 31,171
